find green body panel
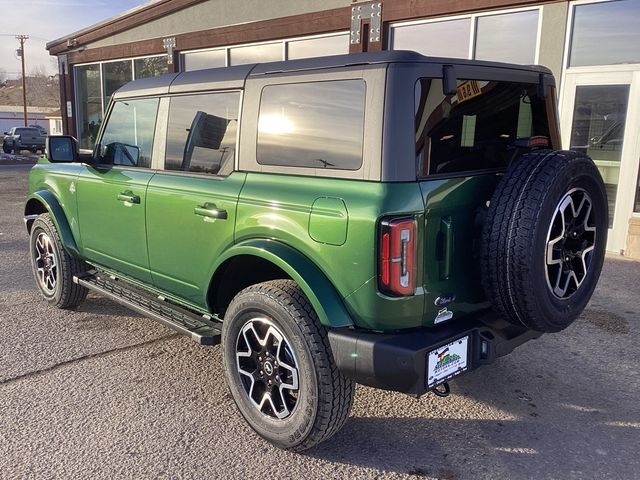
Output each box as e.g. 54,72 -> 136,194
210,239 -> 353,328
234,173 -> 426,330
75,166 -> 155,284
308,197 -> 348,246
419,174 -> 501,324
145,171 -> 247,304
26,162 -> 84,255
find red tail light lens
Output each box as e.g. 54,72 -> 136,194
378,217 -> 417,296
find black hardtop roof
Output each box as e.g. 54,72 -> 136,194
114,50 -> 553,99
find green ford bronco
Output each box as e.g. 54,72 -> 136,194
25,51 -> 607,450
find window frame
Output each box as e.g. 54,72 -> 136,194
92,95 -> 161,170
161,90 -> 243,178
255,79 -> 367,172
239,66 -> 385,181
388,5 -> 543,65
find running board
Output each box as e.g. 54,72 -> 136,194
74,271 -> 221,345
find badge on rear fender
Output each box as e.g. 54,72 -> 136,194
434,293 -> 456,307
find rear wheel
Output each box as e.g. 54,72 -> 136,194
29,214 -> 88,309
222,280 -> 354,451
481,150 -> 608,332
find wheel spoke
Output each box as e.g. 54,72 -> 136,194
545,189 -> 596,300
235,317 -> 300,420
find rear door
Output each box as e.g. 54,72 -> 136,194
414,75 -> 557,324
146,92 -> 245,306
76,97 -> 160,284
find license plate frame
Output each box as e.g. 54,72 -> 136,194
426,336 -> 470,389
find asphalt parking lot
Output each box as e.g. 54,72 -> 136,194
1,163 -> 639,480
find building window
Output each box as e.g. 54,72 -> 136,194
229,42 -> 282,66
102,60 -> 133,108
287,33 -> 349,60
182,49 -> 226,71
475,10 -> 539,64
134,57 -> 169,79
257,80 -> 366,170
74,56 -> 167,148
180,33 -> 350,71
165,92 -> 240,176
391,19 -> 471,59
390,8 -> 540,65
75,63 -> 102,149
569,0 -> 640,68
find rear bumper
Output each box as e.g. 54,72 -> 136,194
328,311 -> 542,396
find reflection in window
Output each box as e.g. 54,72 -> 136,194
257,80 -> 366,170
287,34 -> 349,60
134,57 -> 168,79
474,10 -> 539,64
100,98 -> 159,168
165,93 -> 240,176
102,61 -> 133,110
391,19 -> 471,58
75,64 -> 102,149
415,79 -> 552,176
229,43 -> 282,65
570,85 -> 629,227
182,49 -> 227,71
570,0 -> 640,67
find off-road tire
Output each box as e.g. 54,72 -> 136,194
481,150 -> 607,332
2,142 -> 11,154
222,280 -> 355,451
30,213 -> 88,309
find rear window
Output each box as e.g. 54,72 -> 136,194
257,79 -> 366,171
415,79 -> 552,176
16,128 -> 39,136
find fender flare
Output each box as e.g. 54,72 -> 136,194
210,239 -> 353,328
25,190 -> 81,257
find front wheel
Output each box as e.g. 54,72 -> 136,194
2,142 -> 11,154
29,213 -> 88,309
222,280 -> 355,451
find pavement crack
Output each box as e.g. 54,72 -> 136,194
0,334 -> 179,388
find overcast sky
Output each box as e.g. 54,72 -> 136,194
0,0 -> 147,78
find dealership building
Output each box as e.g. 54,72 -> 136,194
47,0 -> 640,257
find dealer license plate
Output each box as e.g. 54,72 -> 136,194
427,336 -> 469,388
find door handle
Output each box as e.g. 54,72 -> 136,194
117,192 -> 140,204
194,204 -> 228,220
436,216 -> 453,281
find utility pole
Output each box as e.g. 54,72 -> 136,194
16,35 -> 29,127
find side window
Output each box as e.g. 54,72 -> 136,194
99,98 -> 159,168
165,92 -> 240,176
257,79 -> 366,170
415,79 -> 552,176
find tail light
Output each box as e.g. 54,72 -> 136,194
378,217 -> 417,296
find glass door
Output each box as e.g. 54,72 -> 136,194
561,70 -> 640,253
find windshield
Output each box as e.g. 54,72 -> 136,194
415,78 -> 557,176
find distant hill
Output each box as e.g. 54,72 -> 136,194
0,75 -> 60,109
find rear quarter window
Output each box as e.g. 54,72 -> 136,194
256,79 -> 366,171
415,78 -> 552,177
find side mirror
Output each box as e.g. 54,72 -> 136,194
46,135 -> 79,163
3,132 -> 8,135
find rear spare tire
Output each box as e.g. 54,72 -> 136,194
481,150 -> 607,332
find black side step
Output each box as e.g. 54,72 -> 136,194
74,271 -> 221,345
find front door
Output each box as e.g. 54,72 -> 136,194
561,70 -> 640,252
76,97 -> 160,284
